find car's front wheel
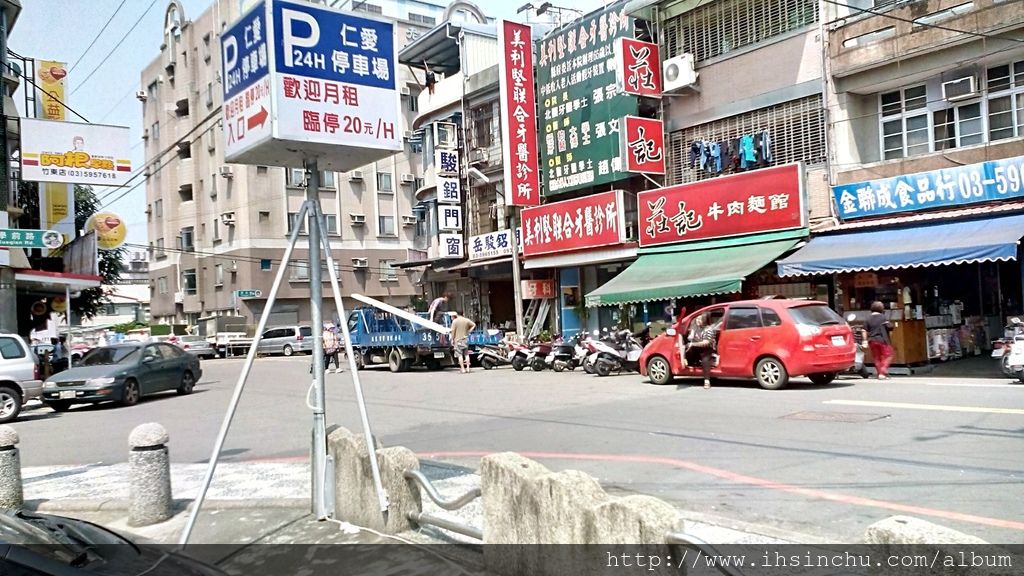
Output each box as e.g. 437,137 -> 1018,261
0,386 -> 22,424
120,379 -> 141,406
646,356 -> 673,385
177,370 -> 196,395
755,357 -> 789,390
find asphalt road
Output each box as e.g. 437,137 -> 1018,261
10,354 -> 1024,543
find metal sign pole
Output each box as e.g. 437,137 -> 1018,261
510,207 -> 526,340
305,160 -> 329,520
312,202 -> 389,515
178,202 -> 310,548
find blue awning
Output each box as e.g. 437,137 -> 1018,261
777,214 -> 1024,277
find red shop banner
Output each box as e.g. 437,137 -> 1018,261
637,163 -> 806,248
498,20 -> 541,207
621,116 -> 665,174
616,38 -> 662,98
522,190 -> 627,257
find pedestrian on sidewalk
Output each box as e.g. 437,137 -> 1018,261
449,310 -> 476,374
323,325 -> 342,373
863,301 -> 894,379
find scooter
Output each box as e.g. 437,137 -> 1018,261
528,339 -> 555,372
594,330 -> 644,376
575,332 -> 597,373
845,314 -> 871,378
478,341 -> 515,370
546,333 -> 584,372
1001,329 -> 1024,383
507,340 -> 533,371
992,317 -> 1024,376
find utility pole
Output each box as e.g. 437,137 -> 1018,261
510,206 -> 525,339
0,6 -> 16,333
305,160 -> 329,519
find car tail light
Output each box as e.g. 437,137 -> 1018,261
296,334 -> 304,341
183,344 -> 191,350
33,363 -> 40,381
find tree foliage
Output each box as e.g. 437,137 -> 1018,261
17,182 -> 126,319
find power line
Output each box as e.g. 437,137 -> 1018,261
69,0 -> 160,97
68,0 -> 130,74
822,0 -> 1024,44
98,87 -> 139,123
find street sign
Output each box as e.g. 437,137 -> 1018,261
220,0 -> 403,171
0,228 -> 65,249
236,289 -> 263,298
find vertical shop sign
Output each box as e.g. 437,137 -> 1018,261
34,60 -> 76,248
615,38 -> 662,98
498,20 -> 540,206
439,233 -> 464,259
537,1 -> 636,196
621,116 -> 665,174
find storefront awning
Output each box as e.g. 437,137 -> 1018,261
436,256 -> 512,272
15,269 -> 103,296
776,213 -> 1024,277
584,238 -> 801,307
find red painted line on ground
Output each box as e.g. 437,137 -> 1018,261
421,450 -> 1024,532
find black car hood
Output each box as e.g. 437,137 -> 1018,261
0,511 -> 226,576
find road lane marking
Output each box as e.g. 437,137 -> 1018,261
422,450 -> 1024,532
925,382 -> 1023,388
824,399 -> 1024,415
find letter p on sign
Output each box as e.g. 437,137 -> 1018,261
281,8 -> 319,67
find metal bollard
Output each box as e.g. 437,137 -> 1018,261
0,425 -> 23,509
128,423 -> 173,527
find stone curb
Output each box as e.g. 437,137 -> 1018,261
24,498 -> 310,513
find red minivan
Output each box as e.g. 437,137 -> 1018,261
639,298 -> 856,389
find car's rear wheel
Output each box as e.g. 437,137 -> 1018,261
0,386 -> 22,424
646,356 -> 673,385
755,357 -> 789,390
388,349 -> 406,373
47,401 -> 72,413
120,379 -> 141,406
282,344 -> 294,357
808,372 -> 837,386
177,370 -> 196,395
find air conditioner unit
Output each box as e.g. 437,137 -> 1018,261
470,148 -> 488,164
142,129 -> 150,140
401,215 -> 417,226
435,122 -> 458,149
352,257 -> 369,268
942,76 -> 977,102
403,130 -> 414,140
663,53 -> 698,92
174,291 -> 184,303
349,170 -> 363,180
221,212 -> 236,225
400,86 -> 411,96
229,260 -> 238,271
350,213 -> 366,225
219,166 -> 233,178
136,90 -> 148,102
401,173 -> 415,183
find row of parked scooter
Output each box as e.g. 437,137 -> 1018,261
475,325 -> 652,377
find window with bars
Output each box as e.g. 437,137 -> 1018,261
666,95 -> 826,185
662,0 -> 818,64
877,59 -> 1024,159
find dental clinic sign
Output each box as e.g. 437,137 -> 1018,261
833,155 -> 1024,220
221,0 -> 402,171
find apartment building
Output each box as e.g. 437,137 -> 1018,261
142,0 -> 446,328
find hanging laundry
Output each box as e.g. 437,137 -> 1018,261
739,134 -> 756,169
761,129 -> 772,163
710,141 -> 722,174
689,141 -> 702,168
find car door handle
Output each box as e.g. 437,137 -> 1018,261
749,336 -> 762,341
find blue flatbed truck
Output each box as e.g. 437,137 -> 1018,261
345,307 -> 456,372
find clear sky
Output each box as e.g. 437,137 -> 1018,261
10,0 -> 607,247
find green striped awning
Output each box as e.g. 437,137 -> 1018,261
584,237 -> 802,307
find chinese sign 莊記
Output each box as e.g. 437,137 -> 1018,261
537,1 -> 636,196
498,20 -> 541,207
615,38 -> 662,98
521,190 -> 627,257
621,116 -> 665,174
833,155 -> 1024,220
637,163 -> 806,248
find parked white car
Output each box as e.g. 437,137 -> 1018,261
0,334 -> 43,423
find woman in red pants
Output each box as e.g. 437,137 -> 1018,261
862,301 -> 894,379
